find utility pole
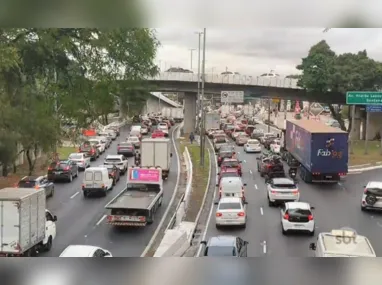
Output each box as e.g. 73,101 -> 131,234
54,67 -> 58,155
200,28 -> 206,167
195,31 -> 202,133
364,110 -> 370,154
189,48 -> 196,70
350,105 -> 356,154
267,99 -> 271,133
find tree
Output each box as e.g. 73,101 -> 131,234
286,74 -> 301,79
296,40 -> 382,131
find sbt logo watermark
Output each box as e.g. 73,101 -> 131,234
334,227 -> 358,246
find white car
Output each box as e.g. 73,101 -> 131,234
158,123 -> 169,135
361,181 -> 382,211
68,152 -> 90,170
59,245 -> 112,257
140,126 -> 149,135
270,139 -> 281,153
244,139 -> 261,153
215,197 -> 247,228
104,154 -> 128,174
280,202 -> 315,236
260,132 -> 276,144
103,129 -> 117,140
127,135 -> 141,149
88,138 -> 106,153
267,177 -> 300,206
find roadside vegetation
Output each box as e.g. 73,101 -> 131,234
0,28 -> 160,181
183,142 -> 210,222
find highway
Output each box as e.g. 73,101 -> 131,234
202,135 -> 382,257
41,124 -> 180,257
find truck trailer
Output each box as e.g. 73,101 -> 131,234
140,138 -> 172,179
0,188 -> 57,257
205,112 -> 221,131
285,120 -> 348,183
105,167 -> 164,227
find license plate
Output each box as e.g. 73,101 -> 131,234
294,224 -> 304,228
86,184 -> 93,187
119,216 -> 141,221
326,176 -> 332,178
55,171 -> 62,174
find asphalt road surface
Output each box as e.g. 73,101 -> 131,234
41,124 -> 180,257
203,139 -> 382,257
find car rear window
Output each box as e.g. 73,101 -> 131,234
222,161 -> 239,168
216,138 -> 226,143
218,202 -> 242,210
119,143 -> 132,147
272,183 -> 296,189
105,158 -> 121,162
288,208 -> 311,216
206,246 -> 236,256
18,181 -> 37,187
85,172 -> 93,180
366,188 -> 382,196
129,137 -> 139,141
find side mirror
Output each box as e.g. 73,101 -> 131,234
244,201 -> 248,205
310,206 -> 315,210
216,184 -> 219,187
214,201 -> 219,205
200,241 -> 207,245
243,183 -> 247,186
239,161 -> 242,163
104,252 -> 111,257
309,243 -> 316,251
244,241 -> 249,245
256,157 -> 260,160
217,172 -> 220,175
53,215 -> 58,222
170,153 -> 173,157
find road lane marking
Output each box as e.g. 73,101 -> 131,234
70,192 -> 79,199
243,160 -> 246,163
263,241 -> 267,254
255,184 -> 258,189
260,207 -> 263,215
96,215 -> 106,226
141,124 -> 181,257
249,170 -> 252,174
237,151 -> 240,154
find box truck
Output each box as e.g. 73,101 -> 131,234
140,138 -> 172,179
205,112 -> 221,131
0,188 -> 57,257
285,120 -> 348,183
171,107 -> 184,122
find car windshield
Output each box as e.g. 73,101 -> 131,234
221,172 -> 239,179
18,180 -> 37,187
206,246 -> 236,256
222,161 -> 239,168
119,143 -> 132,147
219,202 -> 242,210
128,137 -> 139,142
219,152 -> 233,158
69,154 -> 83,160
248,140 -> 259,145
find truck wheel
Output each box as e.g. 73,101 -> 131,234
43,237 -> 53,251
147,214 -> 154,224
83,191 -> 89,198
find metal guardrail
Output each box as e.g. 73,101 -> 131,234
146,72 -> 300,89
183,147 -> 193,211
166,193 -> 185,231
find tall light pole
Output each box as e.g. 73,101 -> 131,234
200,28 -> 207,166
189,48 -> 196,70
195,31 -> 203,133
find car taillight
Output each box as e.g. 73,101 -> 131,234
292,190 -> 299,194
82,184 -> 85,189
64,166 -> 70,171
267,165 -> 272,169
107,215 -> 113,221
34,185 -> 40,189
101,184 -> 105,188
90,149 -> 95,154
283,214 -> 289,220
271,190 -> 277,194
117,146 -> 121,150
48,167 -> 53,171
308,215 -> 314,221
216,212 -> 222,217
237,212 -> 245,217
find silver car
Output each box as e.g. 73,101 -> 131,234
68,153 -> 90,170
361,181 -> 382,211
218,177 -> 247,202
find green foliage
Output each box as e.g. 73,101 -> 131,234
0,28 -> 159,176
296,39 -> 382,131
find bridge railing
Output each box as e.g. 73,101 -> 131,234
147,72 -> 300,89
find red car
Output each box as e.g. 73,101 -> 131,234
220,158 -> 242,176
152,130 -> 165,138
217,168 -> 240,183
245,125 -> 256,136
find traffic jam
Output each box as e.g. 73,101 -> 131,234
0,112 -> 180,257
199,105 -> 377,257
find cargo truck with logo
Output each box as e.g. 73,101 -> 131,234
285,120 -> 348,183
105,167 -> 164,226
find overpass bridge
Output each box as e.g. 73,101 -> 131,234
146,72 -> 345,105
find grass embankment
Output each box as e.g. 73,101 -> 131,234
350,141 -> 382,166
57,146 -> 77,159
182,141 -> 210,222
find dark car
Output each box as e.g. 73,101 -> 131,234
256,155 -> 284,177
16,176 -> 55,198
47,160 -> 79,182
117,142 -> 135,157
251,129 -> 264,140
200,236 -> 248,257
169,118 -> 175,126
99,164 -> 120,185
217,149 -> 236,166
263,136 -> 278,149
79,141 -> 100,161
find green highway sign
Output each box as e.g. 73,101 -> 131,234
346,91 -> 382,105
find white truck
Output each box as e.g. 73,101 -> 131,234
220,105 -> 230,117
243,104 -> 254,117
105,167 -> 164,227
161,107 -> 172,118
140,138 -> 172,179
205,112 -> 221,131
171,107 -> 184,122
0,188 -> 57,257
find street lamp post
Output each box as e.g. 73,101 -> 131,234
189,48 -> 196,70
195,31 -> 203,133
200,28 -> 207,166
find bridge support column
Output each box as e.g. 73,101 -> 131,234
183,92 -> 197,134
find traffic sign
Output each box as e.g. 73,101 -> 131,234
346,91 -> 382,105
221,91 -> 244,103
309,102 -> 324,116
366,105 -> 382,112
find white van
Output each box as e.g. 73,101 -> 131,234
82,167 -> 113,197
309,229 -> 376,257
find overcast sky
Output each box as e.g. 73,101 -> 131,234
155,28 -> 382,77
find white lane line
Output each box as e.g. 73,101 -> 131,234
255,184 -> 258,189
197,137 -> 218,257
243,160 -> 246,163
140,124 -> 182,257
263,241 -> 267,254
70,192 -> 79,199
237,151 -> 240,154
96,215 -> 106,226
260,207 -> 263,215
249,170 -> 252,174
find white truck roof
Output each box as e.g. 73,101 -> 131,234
320,230 -> 376,257
0,187 -> 40,200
